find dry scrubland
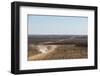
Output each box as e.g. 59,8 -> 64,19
28,44 -> 87,61
28,35 -> 88,61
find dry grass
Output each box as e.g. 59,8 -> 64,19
28,44 -> 87,61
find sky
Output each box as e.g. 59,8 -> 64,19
28,15 -> 88,35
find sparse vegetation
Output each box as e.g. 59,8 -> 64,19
28,35 -> 88,61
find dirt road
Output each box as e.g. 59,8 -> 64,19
28,45 -> 57,60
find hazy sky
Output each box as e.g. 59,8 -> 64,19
28,15 -> 88,35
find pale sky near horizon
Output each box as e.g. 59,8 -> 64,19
28,15 -> 88,35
